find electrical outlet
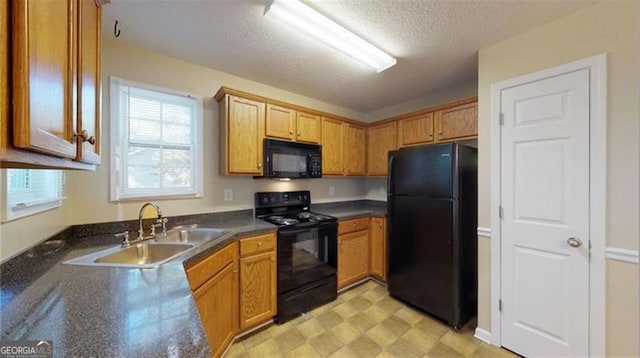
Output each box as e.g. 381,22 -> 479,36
224,189 -> 233,201
329,186 -> 335,196
379,187 -> 386,196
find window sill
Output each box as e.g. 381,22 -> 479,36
1,200 -> 63,223
110,192 -> 204,202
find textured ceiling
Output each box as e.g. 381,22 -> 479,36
102,0 -> 594,113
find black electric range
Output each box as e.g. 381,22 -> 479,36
255,191 -> 338,323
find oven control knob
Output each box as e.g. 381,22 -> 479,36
262,196 -> 269,205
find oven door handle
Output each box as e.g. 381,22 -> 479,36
278,228 -> 315,235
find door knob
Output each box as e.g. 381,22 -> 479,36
567,237 -> 582,248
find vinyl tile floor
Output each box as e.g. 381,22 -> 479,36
226,280 -> 520,358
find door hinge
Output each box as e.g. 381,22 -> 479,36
499,112 -> 504,125
499,299 -> 502,312
498,206 -> 503,219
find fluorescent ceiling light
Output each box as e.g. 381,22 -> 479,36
264,0 -> 397,73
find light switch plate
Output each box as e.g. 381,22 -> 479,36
224,189 -> 233,201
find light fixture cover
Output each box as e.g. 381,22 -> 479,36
264,0 -> 397,73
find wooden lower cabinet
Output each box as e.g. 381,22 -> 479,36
187,242 -> 239,358
370,217 -> 387,281
239,250 -> 277,330
239,233 -> 277,331
193,262 -> 238,357
337,229 -> 370,289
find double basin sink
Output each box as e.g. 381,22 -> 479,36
64,227 -> 229,269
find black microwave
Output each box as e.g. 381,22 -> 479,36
262,139 -> 322,179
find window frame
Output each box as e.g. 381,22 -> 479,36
1,169 -> 64,222
109,77 -> 204,202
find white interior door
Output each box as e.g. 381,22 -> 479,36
500,68 -> 590,357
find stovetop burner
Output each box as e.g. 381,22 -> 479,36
255,191 -> 337,228
262,212 -> 335,227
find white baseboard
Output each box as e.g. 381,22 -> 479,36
605,247 -> 639,264
474,327 -> 491,344
477,227 -> 491,238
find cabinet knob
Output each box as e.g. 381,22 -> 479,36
74,129 -> 96,145
271,258 -> 275,262
258,163 -> 262,168
258,242 -> 263,247
297,132 -> 301,136
289,130 -> 293,134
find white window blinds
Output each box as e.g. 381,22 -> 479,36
110,77 -> 203,201
2,169 -> 64,222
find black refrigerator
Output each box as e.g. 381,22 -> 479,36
387,143 -> 477,329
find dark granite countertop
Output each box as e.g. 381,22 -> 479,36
313,200 -> 387,220
0,210 -> 275,358
0,201 -> 385,356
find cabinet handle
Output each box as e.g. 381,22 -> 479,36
233,269 -> 239,274
74,130 -> 96,145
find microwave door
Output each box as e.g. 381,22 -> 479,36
272,152 -> 306,178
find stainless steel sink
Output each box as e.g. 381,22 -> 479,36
63,227 -> 229,269
94,243 -> 194,265
153,227 -> 228,245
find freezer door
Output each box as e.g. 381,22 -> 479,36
389,143 -> 454,198
388,196 -> 454,323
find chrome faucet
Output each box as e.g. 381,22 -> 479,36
137,202 -> 167,240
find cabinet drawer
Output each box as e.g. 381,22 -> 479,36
186,242 -> 237,291
338,217 -> 370,235
240,232 -> 276,257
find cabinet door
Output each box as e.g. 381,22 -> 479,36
227,95 -> 265,174
343,123 -> 366,176
367,122 -> 396,176
295,111 -> 321,144
13,0 -> 77,159
265,104 -> 294,141
240,250 -> 276,330
1,0 -> 8,155
397,113 -> 434,147
436,102 -> 477,141
370,217 -> 387,281
76,0 -> 101,164
321,117 -> 343,175
338,230 -> 370,289
193,261 -> 239,358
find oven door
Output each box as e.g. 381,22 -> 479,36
277,224 -> 337,294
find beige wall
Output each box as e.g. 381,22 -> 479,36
365,81 -> 478,122
477,1 -> 638,355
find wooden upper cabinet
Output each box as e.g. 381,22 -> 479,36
265,105 -> 321,144
223,95 -> 265,175
397,112 -> 434,147
13,0 -> 77,159
321,117 -> 343,175
295,111 -> 321,144
265,104 -> 295,141
367,122 -> 396,176
4,0 -> 102,169
436,102 -> 478,141
76,0 -> 101,164
343,123 -> 366,176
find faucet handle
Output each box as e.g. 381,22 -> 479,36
115,231 -> 130,248
157,217 -> 168,235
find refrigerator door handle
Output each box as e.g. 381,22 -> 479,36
387,154 -> 394,194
